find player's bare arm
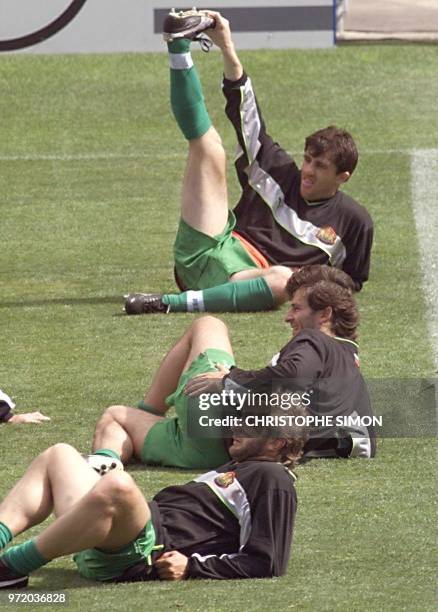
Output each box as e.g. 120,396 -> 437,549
0,390 -> 50,425
8,412 -> 50,425
203,10 -> 243,81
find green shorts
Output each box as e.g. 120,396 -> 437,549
173,211 -> 258,290
141,349 -> 235,469
73,521 -> 158,582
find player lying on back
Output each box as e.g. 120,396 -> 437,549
125,9 -> 373,315
0,407 -> 307,587
89,265 -> 376,474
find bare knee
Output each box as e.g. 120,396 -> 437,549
190,315 -> 228,336
189,126 -> 224,152
96,405 -> 126,427
265,266 -> 293,304
184,315 -> 232,361
43,443 -> 81,471
93,405 -> 129,446
93,472 -> 137,511
188,129 -> 226,172
49,443 -> 78,459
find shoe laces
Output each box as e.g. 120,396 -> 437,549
194,34 -> 213,52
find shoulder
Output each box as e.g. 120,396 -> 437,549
299,330 -> 359,352
283,329 -> 330,353
335,192 -> 373,228
332,335 -> 360,356
276,330 -> 329,365
284,330 -> 359,359
236,460 -> 297,490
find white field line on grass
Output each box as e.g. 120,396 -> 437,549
411,148 -> 438,369
0,149 -> 414,162
3,147 -> 436,365
0,152 -> 182,161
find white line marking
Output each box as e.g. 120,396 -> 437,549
411,148 -> 438,368
0,152 -> 188,162
0,149 -> 414,162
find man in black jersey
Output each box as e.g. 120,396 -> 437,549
185,273 -> 376,459
125,10 -> 373,315
0,411 -> 307,587
92,265 -> 375,471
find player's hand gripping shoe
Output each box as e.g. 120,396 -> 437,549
85,455 -> 124,476
124,293 -> 170,315
163,8 -> 215,51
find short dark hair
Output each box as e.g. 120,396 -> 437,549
286,265 -> 355,298
299,280 -> 359,341
237,395 -> 309,468
305,126 -> 358,175
276,403 -> 310,468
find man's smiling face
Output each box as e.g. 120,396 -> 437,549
284,287 -> 328,337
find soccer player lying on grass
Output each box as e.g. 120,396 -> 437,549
125,9 -> 373,316
91,265 -> 375,474
0,388 -> 50,425
0,411 -> 308,588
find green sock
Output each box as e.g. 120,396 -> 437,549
2,539 -> 48,575
137,400 -> 164,417
93,449 -> 121,461
163,277 -> 275,313
0,522 -> 13,550
167,39 -> 212,140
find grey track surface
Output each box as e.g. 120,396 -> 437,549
339,0 -> 438,42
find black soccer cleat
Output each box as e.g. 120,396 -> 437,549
0,560 -> 28,589
163,8 -> 215,50
124,293 -> 170,315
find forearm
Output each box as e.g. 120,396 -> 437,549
187,553 -> 271,579
221,43 -> 243,81
203,10 -> 243,81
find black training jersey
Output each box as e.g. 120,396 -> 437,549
150,459 -> 297,579
224,329 -> 376,457
222,73 -> 373,291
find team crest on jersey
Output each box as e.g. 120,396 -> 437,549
316,226 -> 337,245
354,352 -> 360,368
214,471 -> 236,488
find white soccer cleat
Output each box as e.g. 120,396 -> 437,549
85,454 -> 124,476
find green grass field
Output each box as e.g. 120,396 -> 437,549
0,45 -> 437,611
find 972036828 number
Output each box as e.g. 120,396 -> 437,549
1,591 -> 68,605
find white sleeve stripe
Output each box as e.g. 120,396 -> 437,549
239,77 -> 262,164
195,471 -> 252,548
0,389 -> 15,410
191,552 -> 241,563
246,160 -> 347,266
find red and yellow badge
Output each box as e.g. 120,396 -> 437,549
214,471 -> 236,488
316,226 -> 337,245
